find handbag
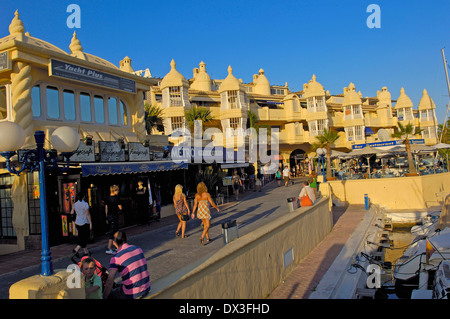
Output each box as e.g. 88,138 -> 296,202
300,195 -> 312,207
180,213 -> 189,221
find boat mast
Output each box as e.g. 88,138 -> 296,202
440,48 -> 450,143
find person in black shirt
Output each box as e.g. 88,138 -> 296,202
105,185 -> 122,255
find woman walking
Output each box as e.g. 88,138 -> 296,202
173,184 -> 190,238
191,182 -> 220,245
71,192 -> 92,258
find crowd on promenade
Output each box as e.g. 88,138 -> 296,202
66,165 -> 319,299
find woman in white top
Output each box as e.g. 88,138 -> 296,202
70,192 -> 92,258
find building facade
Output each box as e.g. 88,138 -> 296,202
0,11 -> 186,254
148,60 -> 439,166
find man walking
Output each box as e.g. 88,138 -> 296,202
103,231 -> 150,299
283,166 -> 291,187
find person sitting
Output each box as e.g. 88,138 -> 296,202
103,231 -> 150,299
298,181 -> 315,207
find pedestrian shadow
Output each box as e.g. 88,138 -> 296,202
146,249 -> 172,261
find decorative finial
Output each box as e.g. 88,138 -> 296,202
69,31 -> 83,53
9,10 -> 25,35
227,65 -> 233,75
170,59 -> 176,70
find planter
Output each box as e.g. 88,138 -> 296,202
326,177 -> 337,181
405,172 -> 420,177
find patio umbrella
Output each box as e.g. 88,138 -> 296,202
347,145 -> 385,156
432,143 -> 450,171
432,143 -> 450,150
410,144 -> 435,153
348,146 -> 385,178
330,150 -> 350,158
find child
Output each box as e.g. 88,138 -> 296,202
81,257 -> 103,299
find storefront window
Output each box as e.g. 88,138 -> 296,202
46,86 -> 60,119
27,171 -> 41,235
108,97 -> 118,125
80,92 -> 91,122
120,100 -> 128,126
31,85 -> 41,117
63,90 -> 76,121
0,86 -> 7,120
0,174 -> 15,238
94,95 -> 105,123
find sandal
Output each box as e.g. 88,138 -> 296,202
175,231 -> 181,238
200,238 -> 204,246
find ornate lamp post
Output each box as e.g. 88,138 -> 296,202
316,147 -> 327,183
0,122 -> 79,276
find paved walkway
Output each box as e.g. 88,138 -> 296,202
0,178 -> 366,299
268,204 -> 366,299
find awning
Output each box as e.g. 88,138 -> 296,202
220,163 -> 249,169
81,160 -> 188,177
365,127 -> 375,135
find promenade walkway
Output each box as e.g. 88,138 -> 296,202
0,178 -> 366,299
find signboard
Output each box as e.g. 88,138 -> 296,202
49,59 -> 136,93
70,140 -> 95,162
352,139 -> 425,149
99,141 -> 126,162
128,142 -> 150,161
0,52 -> 11,72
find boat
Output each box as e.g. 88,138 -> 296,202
432,260 -> 450,299
393,194 -> 450,298
411,211 -> 441,236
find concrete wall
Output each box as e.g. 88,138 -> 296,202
149,197 -> 333,299
9,269 -> 85,299
324,172 -> 450,210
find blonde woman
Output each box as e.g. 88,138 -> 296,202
173,184 -> 190,238
191,182 -> 220,245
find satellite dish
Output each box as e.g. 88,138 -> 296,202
377,129 -> 390,142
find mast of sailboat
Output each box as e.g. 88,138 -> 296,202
440,48 -> 450,143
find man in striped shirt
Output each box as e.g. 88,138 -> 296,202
103,231 -> 151,299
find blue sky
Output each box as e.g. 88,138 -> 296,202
1,0 -> 450,124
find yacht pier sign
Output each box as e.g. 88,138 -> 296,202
49,59 -> 136,93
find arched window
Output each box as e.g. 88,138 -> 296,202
31,85 -> 41,117
108,97 -> 118,125
63,90 -> 76,121
94,95 -> 105,123
120,100 -> 128,126
46,86 -> 60,119
80,92 -> 91,122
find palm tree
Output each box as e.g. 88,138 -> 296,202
185,106 -> 213,135
144,103 -> 164,135
391,121 -> 423,175
312,128 -> 340,179
247,110 -> 271,135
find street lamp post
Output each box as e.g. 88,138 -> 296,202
0,122 -> 79,276
317,148 -> 327,182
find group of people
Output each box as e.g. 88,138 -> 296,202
173,182 -> 220,245
70,184 -> 150,299
77,230 -> 151,299
69,179 -> 221,299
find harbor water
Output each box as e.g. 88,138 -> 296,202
381,226 -> 417,298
